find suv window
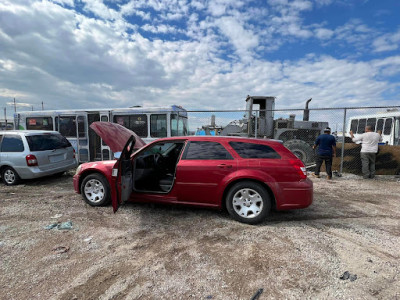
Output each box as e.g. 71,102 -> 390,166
229,142 -> 281,159
26,134 -> 71,151
183,141 -> 233,160
1,135 -> 24,152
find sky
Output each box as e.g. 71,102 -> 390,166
1,0 -> 400,120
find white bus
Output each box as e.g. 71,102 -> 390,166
14,105 -> 188,162
347,110 -> 400,145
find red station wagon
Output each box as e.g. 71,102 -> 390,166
73,122 -> 313,224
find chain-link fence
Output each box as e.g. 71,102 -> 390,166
186,106 -> 400,177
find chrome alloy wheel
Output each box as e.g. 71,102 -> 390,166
4,169 -> 16,185
84,179 -> 105,203
232,188 -> 263,219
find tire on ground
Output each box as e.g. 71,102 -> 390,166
284,139 -> 315,165
225,181 -> 271,225
1,166 -> 20,186
81,173 -> 111,206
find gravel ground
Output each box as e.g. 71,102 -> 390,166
0,171 -> 399,300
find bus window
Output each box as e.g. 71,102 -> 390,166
56,116 -> 77,137
171,114 -> 188,136
77,116 -> 85,138
366,118 -> 376,131
376,118 -> 384,132
350,119 -> 358,133
357,119 -> 366,134
113,114 -> 148,137
150,114 -> 167,137
384,118 -> 392,135
26,117 -> 53,131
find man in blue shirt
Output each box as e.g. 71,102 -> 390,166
312,127 -> 337,180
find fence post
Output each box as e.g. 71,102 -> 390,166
339,108 -> 347,175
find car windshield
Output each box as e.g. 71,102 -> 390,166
26,134 -> 72,151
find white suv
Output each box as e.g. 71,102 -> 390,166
0,130 -> 77,185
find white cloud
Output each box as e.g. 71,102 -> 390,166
0,0 -> 399,120
215,16 -> 259,61
373,29 -> 400,53
315,28 -> 334,40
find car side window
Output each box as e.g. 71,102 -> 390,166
183,141 -> 233,160
229,141 -> 281,159
1,135 -> 24,152
0,135 -> 3,151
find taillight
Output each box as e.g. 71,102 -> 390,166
73,148 -> 76,159
289,159 -> 307,179
26,154 -> 38,167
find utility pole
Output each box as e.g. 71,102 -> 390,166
14,98 -> 16,113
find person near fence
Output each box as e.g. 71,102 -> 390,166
350,126 -> 382,179
312,127 -> 336,180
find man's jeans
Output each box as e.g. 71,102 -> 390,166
361,152 -> 377,178
315,155 -> 333,177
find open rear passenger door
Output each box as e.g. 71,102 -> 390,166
113,136 -> 135,212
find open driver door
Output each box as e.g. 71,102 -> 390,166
113,136 -> 135,212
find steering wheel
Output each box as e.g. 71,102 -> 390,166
153,153 -> 166,171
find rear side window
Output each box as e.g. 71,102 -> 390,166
183,141 -> 233,160
1,135 -> 24,152
26,134 -> 72,151
229,142 -> 281,159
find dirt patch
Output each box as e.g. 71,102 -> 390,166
0,171 -> 399,299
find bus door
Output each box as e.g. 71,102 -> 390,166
76,114 -> 89,162
394,117 -> 400,146
100,112 -> 112,160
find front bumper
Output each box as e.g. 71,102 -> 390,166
73,174 -> 80,194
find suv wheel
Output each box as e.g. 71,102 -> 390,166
81,173 -> 111,206
2,167 -> 20,186
226,181 -> 271,224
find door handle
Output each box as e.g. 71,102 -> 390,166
217,164 -> 232,169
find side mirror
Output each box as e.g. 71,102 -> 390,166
114,152 -> 121,159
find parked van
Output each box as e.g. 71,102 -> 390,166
0,131 -> 78,185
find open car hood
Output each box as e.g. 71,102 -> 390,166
90,121 -> 146,153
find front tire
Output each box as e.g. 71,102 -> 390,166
2,167 -> 20,186
226,181 -> 271,224
81,173 -> 111,206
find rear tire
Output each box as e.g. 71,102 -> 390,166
2,167 -> 20,186
226,181 -> 271,225
81,173 -> 111,206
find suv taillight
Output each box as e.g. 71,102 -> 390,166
289,159 -> 307,179
26,154 -> 38,167
73,148 -> 76,159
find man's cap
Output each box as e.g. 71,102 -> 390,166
324,127 -> 331,132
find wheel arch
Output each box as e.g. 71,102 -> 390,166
221,178 -> 276,212
0,165 -> 17,176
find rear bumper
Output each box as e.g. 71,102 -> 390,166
16,159 -> 78,179
275,178 -> 313,210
